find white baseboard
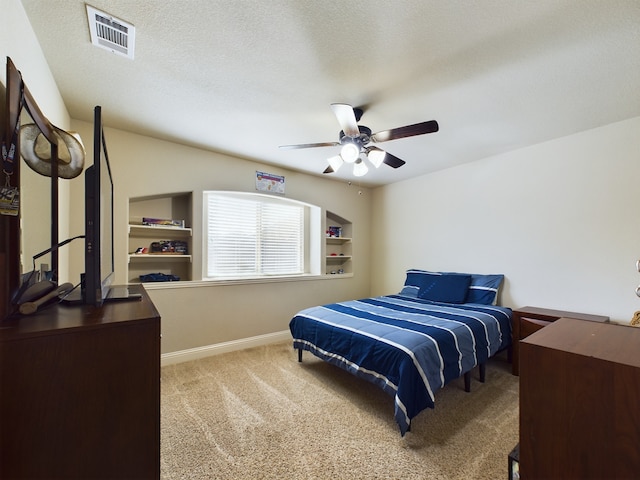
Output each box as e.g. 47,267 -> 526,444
161,330 -> 291,366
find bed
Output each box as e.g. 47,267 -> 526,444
289,269 -> 512,435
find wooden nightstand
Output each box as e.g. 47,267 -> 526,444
511,306 -> 608,375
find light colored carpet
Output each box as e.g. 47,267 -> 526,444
161,341 -> 519,479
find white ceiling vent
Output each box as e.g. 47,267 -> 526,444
86,5 -> 135,59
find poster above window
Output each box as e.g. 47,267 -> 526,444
255,171 -> 285,195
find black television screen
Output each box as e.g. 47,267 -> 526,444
84,105 -> 114,307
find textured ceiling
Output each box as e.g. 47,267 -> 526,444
19,0 -> 640,187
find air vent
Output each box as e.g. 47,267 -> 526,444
86,5 -> 135,59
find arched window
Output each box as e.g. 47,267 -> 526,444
203,191 -> 321,280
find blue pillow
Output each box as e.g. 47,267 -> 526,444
466,274 -> 504,305
399,269 -> 433,297
400,269 -> 504,305
417,272 -> 472,304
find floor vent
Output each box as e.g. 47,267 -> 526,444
86,5 -> 135,59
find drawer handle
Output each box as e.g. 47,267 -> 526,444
636,285 -> 640,298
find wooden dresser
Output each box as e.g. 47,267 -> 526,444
0,285 -> 160,479
511,306 -> 609,375
519,317 -> 640,479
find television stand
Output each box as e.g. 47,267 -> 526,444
105,285 -> 143,302
60,284 -> 142,305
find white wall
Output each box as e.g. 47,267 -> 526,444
68,119 -> 372,354
371,116 -> 640,323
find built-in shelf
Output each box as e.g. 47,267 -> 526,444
326,255 -> 352,261
325,211 -> 352,276
128,254 -> 192,263
326,236 -> 352,244
128,193 -> 193,283
128,225 -> 192,236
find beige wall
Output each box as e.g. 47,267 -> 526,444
67,120 -> 372,353
371,116 -> 640,323
1,0 -> 73,279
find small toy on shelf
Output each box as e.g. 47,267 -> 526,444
327,226 -> 342,237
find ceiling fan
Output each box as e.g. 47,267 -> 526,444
279,104 -> 439,176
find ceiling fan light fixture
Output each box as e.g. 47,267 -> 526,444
367,147 -> 386,168
353,158 -> 368,177
340,143 -> 360,163
280,103 -> 437,176
327,155 -> 344,172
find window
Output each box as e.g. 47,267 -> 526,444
203,191 -> 320,280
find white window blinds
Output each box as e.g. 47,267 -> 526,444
204,193 -> 304,278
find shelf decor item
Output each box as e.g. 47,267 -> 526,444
142,217 -> 185,228
139,273 -> 180,282
327,226 -> 342,237
149,240 -> 188,255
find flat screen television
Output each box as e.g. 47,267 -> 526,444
84,105 -> 142,306
84,105 -> 114,307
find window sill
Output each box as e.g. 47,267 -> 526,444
138,272 -> 353,290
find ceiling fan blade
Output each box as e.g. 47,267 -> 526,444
330,103 -> 360,137
371,120 -> 439,143
382,151 -> 406,169
279,141 -> 340,150
323,166 -> 334,174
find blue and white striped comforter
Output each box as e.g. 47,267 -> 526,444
289,294 -> 512,435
